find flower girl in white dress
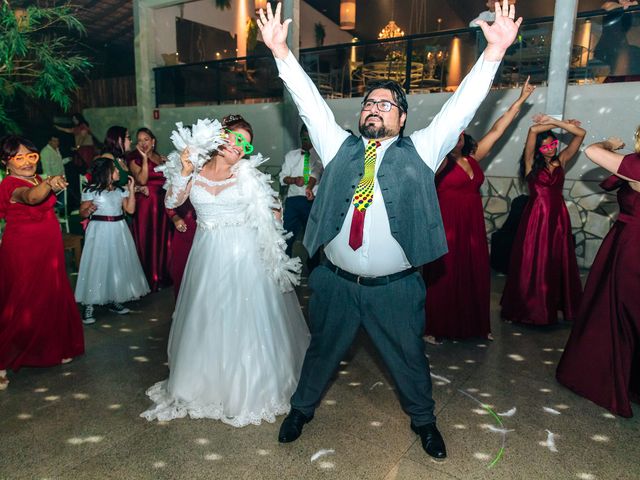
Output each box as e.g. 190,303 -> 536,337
141,115 -> 310,427
75,157 -> 150,324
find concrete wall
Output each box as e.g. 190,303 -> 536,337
86,79 -> 640,181
84,77 -> 640,267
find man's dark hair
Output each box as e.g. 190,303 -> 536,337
363,80 -> 408,114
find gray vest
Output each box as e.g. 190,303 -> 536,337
303,135 -> 448,267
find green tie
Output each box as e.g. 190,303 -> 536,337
302,150 -> 310,185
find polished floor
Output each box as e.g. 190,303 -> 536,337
1,274 -> 638,480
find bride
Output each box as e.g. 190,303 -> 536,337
141,115 -> 310,427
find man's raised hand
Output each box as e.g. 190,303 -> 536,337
256,2 -> 291,59
476,0 -> 523,61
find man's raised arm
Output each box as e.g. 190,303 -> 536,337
257,3 -> 348,166
411,0 -> 523,171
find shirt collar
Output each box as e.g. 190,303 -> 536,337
361,135 -> 399,150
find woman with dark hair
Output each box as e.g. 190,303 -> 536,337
501,115 -> 585,325
127,128 -> 171,291
424,78 -> 534,344
0,135 -> 84,390
75,158 -> 149,324
54,113 -> 96,170
557,131 -> 640,417
141,115 -> 309,426
100,126 -> 132,188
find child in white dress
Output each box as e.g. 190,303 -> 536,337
75,157 -> 150,324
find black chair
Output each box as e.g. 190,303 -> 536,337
490,194 -> 529,274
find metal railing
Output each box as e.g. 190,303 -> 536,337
154,7 -> 640,107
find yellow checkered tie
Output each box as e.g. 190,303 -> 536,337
349,139 -> 378,250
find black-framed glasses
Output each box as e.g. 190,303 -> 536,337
361,99 -> 401,113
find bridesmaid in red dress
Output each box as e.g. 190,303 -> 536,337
424,78 -> 535,343
501,115 -> 585,325
557,134 -> 640,417
0,135 -> 84,390
128,128 -> 172,292
166,200 -> 196,299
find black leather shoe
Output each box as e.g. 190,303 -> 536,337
411,422 -> 447,460
278,409 -> 313,443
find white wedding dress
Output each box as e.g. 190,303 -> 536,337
141,163 -> 310,427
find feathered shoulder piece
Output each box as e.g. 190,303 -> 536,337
233,154 -> 302,293
156,118 -> 225,191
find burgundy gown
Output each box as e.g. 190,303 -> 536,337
127,151 -> 172,292
0,176 -> 84,370
556,154 -> 640,417
501,165 -> 582,325
424,157 -> 490,338
166,200 -> 197,299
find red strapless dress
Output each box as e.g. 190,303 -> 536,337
501,166 -> 582,325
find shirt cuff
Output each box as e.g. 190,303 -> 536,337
475,52 -> 501,76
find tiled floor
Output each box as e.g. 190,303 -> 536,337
1,274 -> 638,479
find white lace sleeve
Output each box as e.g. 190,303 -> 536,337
166,174 -> 193,208
234,154 -> 302,292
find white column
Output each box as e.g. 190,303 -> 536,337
545,0 -> 579,119
133,0 -> 156,128
133,0 -> 189,127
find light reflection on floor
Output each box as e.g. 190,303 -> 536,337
1,273 -> 638,479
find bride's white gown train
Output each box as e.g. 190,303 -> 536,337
141,169 -> 310,427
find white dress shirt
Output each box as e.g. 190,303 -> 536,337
279,148 -> 323,198
275,50 -> 499,276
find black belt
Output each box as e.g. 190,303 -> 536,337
324,260 -> 418,286
91,215 -> 124,222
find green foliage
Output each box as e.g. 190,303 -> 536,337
0,1 -> 91,132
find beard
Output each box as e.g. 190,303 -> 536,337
358,115 -> 393,139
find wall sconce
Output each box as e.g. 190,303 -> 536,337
340,0 -> 356,30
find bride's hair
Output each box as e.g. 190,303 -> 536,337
222,114 -> 253,142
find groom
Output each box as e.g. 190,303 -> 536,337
258,2 -> 522,459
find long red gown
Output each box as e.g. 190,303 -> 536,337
127,151 -> 172,292
0,176 -> 84,370
166,200 -> 197,299
501,165 -> 582,325
556,154 -> 640,417
424,157 -> 490,338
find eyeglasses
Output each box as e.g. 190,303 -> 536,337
222,129 -> 254,155
9,152 -> 40,167
361,99 -> 401,113
538,139 -> 559,153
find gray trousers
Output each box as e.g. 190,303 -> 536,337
291,265 -> 436,426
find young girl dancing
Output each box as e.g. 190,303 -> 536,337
75,157 -> 150,324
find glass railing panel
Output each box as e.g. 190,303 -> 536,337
153,7 -> 640,107
572,9 -> 640,84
